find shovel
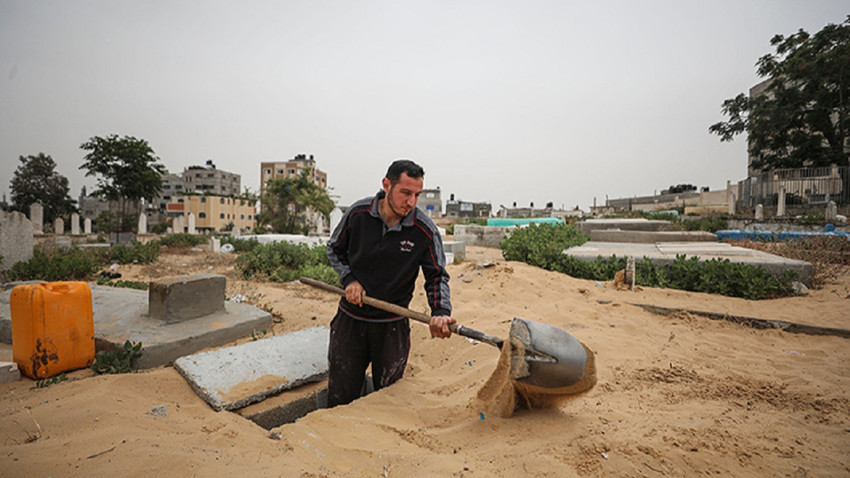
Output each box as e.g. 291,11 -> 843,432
299,277 -> 593,391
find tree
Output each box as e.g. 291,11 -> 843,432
80,135 -> 166,233
710,16 -> 850,172
258,171 -> 334,234
9,153 -> 76,225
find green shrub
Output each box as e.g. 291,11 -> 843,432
678,215 -> 728,233
236,241 -> 340,286
500,223 -> 590,268
91,340 -> 143,374
3,248 -> 99,281
500,226 -> 794,299
97,240 -> 160,264
220,236 -> 261,253
159,233 -> 208,248
95,275 -> 149,290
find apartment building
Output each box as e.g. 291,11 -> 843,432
166,194 -> 256,232
260,154 -> 328,197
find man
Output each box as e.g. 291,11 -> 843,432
326,159 -> 455,407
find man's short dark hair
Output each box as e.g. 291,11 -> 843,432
385,159 -> 425,184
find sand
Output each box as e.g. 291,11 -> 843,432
1,245 -> 848,477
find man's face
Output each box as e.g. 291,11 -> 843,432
382,172 -> 424,219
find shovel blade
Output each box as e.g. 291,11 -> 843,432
509,317 -> 590,389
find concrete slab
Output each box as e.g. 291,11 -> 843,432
0,285 -> 273,369
590,230 -> 717,243
0,361 -> 21,383
578,218 -> 671,234
453,225 -> 510,248
174,326 -> 329,411
443,241 -> 466,261
565,241 -> 813,286
148,274 -> 225,323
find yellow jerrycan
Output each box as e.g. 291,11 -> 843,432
10,281 -> 95,379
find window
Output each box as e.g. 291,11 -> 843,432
220,198 -> 225,204
220,213 -> 225,219
199,212 -> 206,219
248,215 -> 252,220
265,169 -> 271,175
288,169 -> 295,174
178,199 -> 184,203
200,197 -> 206,203
277,169 -> 283,174
240,214 -> 244,220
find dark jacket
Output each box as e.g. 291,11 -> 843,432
327,190 -> 452,321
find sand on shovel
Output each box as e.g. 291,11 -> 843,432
476,337 -> 597,418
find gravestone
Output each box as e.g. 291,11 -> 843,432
29,203 -> 43,233
0,211 -> 34,270
188,213 -> 196,234
84,218 -> 92,234
149,274 -> 226,324
173,216 -> 184,233
727,192 -> 736,216
777,186 -> 786,217
71,213 -> 80,235
138,213 -> 147,234
54,217 -> 64,235
755,204 -> 764,220
233,227 -> 241,237
826,201 -> 837,222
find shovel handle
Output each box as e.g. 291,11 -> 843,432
299,277 -> 504,349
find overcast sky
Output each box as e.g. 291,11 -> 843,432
1,1 -> 847,212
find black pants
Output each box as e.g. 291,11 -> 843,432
327,309 -> 411,407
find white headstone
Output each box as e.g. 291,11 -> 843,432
188,213 -> 196,234
173,216 -> 184,233
138,213 -> 147,234
755,204 -> 764,221
727,192 -> 736,216
54,217 -> 64,235
0,211 -> 34,270
826,201 -> 838,222
777,186 -> 786,217
84,217 -> 92,234
29,203 -> 43,233
210,237 -> 221,253
232,227 -> 241,237
71,213 -> 80,235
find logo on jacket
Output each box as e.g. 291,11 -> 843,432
400,240 -> 415,252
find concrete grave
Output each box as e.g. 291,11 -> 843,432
0,211 -> 34,270
453,225 -> 510,248
590,230 -> 717,243
138,213 -> 147,234
1,279 -> 273,370
826,201 -> 837,222
443,241 -> 466,262
187,213 -> 196,234
29,203 -> 43,234
53,217 -> 64,235
174,326 -> 329,411
777,186 -> 787,217
565,241 -> 813,286
578,218 -> 670,234
755,204 -> 764,220
149,274 -> 225,324
84,218 -> 92,235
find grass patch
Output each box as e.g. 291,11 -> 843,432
235,241 -> 339,286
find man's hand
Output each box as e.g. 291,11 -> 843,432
430,316 -> 456,339
345,281 -> 365,306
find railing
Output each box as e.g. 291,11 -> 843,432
738,165 -> 849,208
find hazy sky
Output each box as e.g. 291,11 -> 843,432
1,1 -> 847,212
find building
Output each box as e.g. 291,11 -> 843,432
260,154 -> 328,197
182,160 -> 241,196
166,194 -> 256,232
417,188 -> 442,218
498,201 -> 583,219
445,194 -> 491,218
148,161 -> 242,227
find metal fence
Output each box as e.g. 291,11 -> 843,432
738,165 -> 850,208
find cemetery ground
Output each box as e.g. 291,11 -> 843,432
0,244 -> 848,477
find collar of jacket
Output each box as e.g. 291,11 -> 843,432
369,190 -> 417,230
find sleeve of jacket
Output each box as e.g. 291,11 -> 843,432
327,208 -> 357,287
420,227 -> 452,317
